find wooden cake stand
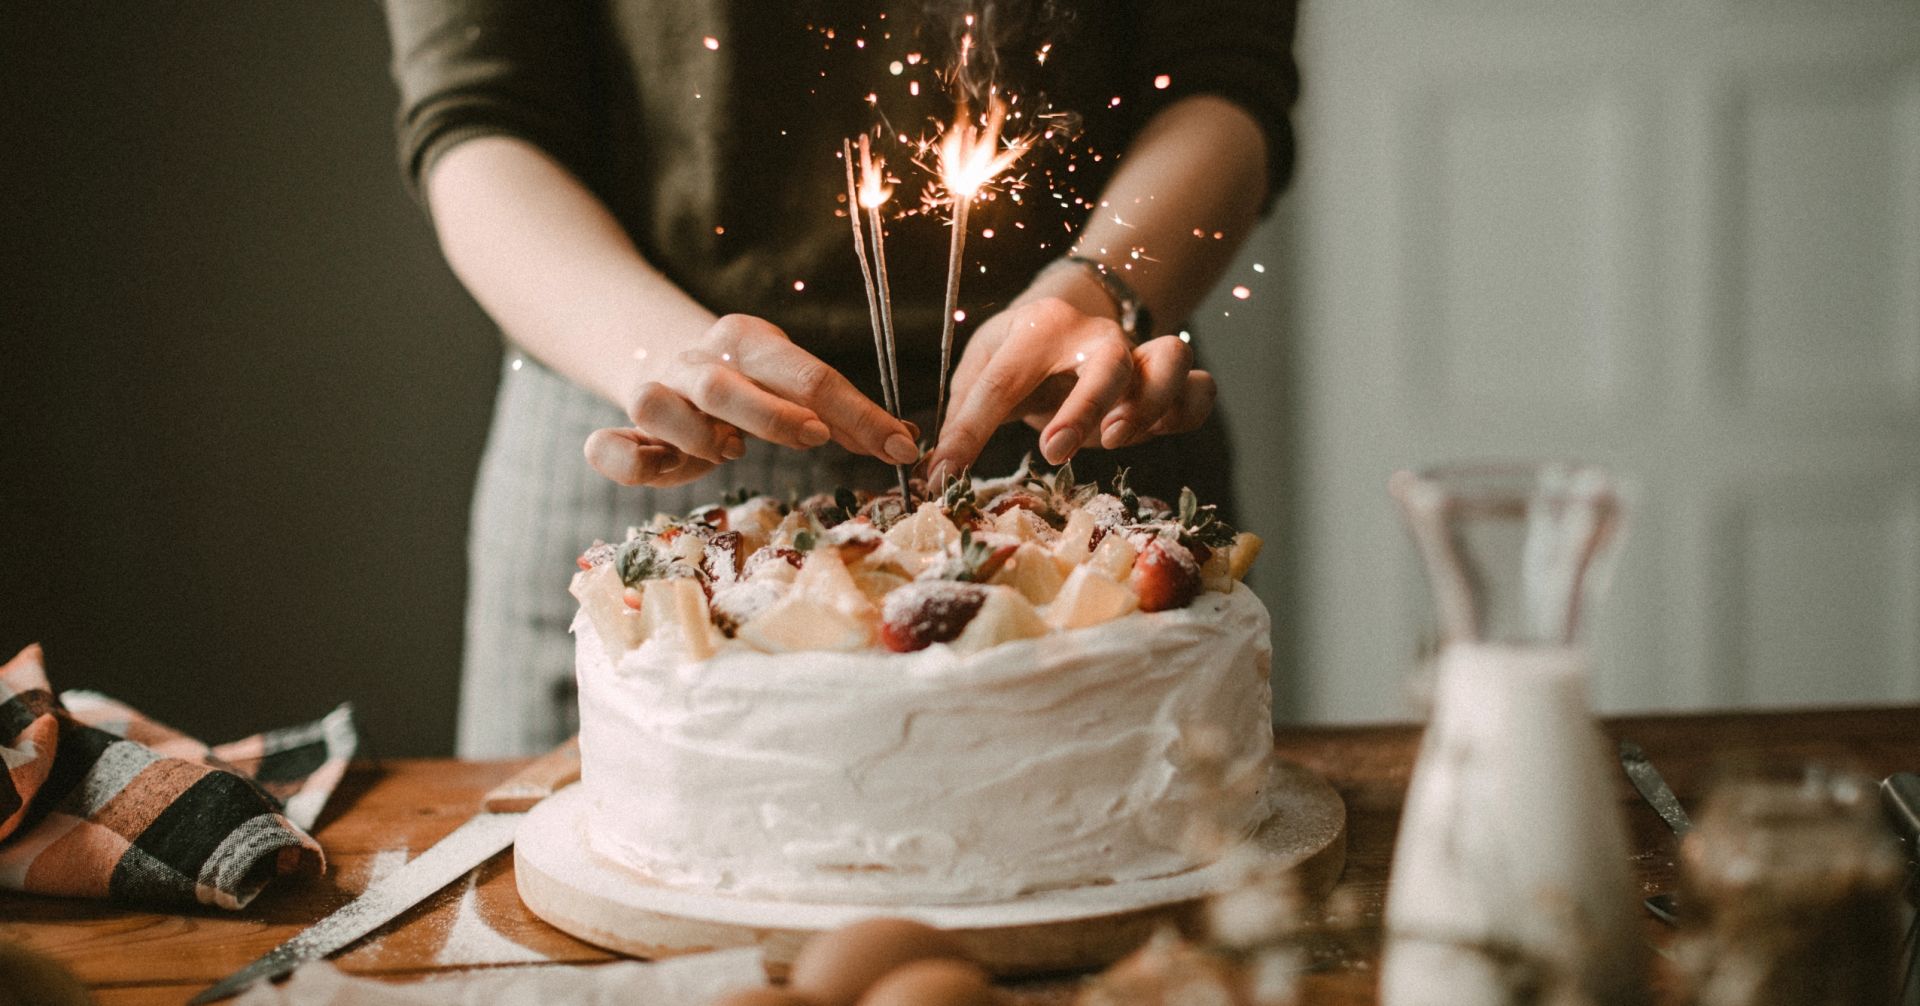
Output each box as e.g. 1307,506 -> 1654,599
515,757 -> 1345,977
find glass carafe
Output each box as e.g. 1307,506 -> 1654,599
1378,463 -> 1648,1006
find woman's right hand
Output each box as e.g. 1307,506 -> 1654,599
583,314 -> 921,487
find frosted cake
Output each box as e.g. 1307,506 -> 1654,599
569,464 -> 1274,905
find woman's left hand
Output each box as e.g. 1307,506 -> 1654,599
924,272 -> 1215,482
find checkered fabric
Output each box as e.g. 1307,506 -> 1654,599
0,644 -> 357,909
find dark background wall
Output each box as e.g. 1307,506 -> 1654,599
2,6 -> 498,756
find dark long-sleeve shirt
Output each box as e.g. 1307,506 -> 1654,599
381,0 -> 1297,407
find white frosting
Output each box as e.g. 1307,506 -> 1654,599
573,583 -> 1275,905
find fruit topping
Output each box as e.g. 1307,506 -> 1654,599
885,502 -> 961,554
1227,531 -> 1264,582
638,577 -> 717,659
703,530 -> 745,585
880,581 -> 989,652
950,586 -> 1048,655
1089,531 -> 1138,582
576,540 -> 619,571
989,542 -> 1068,605
1130,536 -> 1202,612
793,548 -> 879,623
570,562 -> 648,657
738,594 -> 872,652
744,545 -> 805,582
710,580 -> 788,638
822,520 -> 885,566
1045,563 -> 1140,630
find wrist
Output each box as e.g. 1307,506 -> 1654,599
1033,256 -> 1153,340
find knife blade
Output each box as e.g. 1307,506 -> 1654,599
1619,739 -> 1692,836
189,738 -> 580,1004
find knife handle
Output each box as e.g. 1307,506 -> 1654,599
481,737 -> 581,812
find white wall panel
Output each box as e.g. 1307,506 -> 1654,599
1727,65 -> 1920,408
1716,477 -> 1920,704
1400,82 -> 1625,412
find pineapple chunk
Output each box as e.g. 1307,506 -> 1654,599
1045,563 -> 1140,631
1089,531 -> 1139,582
991,506 -> 1054,544
1227,531 -> 1264,582
638,577 -> 717,660
885,501 -> 961,555
793,548 -> 879,623
852,568 -> 911,605
1201,545 -> 1234,594
737,594 -> 873,652
951,586 -> 1049,655
990,542 -> 1066,606
571,562 -> 648,658
1053,509 -> 1096,566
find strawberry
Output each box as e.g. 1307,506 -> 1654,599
822,520 -> 885,566
703,530 -> 745,584
880,581 -> 989,652
1129,536 -> 1202,612
985,490 -> 1055,524
686,505 -> 729,530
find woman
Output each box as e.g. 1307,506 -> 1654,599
381,0 -> 1297,756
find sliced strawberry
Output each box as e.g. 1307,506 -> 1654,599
687,505 -> 729,531
879,581 -> 989,652
823,520 -> 884,566
703,530 -> 745,584
1130,536 -> 1202,612
985,490 -> 1055,523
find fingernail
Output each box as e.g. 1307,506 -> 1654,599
799,419 -> 831,447
903,421 -> 921,442
721,436 -> 746,460
1044,428 -> 1082,463
883,433 -> 920,464
1103,420 -> 1133,449
656,449 -> 685,474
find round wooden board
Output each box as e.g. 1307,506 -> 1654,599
515,757 -> 1345,978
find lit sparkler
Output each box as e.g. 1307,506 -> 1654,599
843,136 -> 913,503
932,96 -> 1030,438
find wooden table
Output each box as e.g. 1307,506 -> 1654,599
2,706 -> 1913,1004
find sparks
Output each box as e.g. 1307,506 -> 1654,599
702,35 -> 719,50
793,280 -> 806,291
889,60 -> 904,75
931,97 -> 1034,438
1153,74 -> 1171,89
1253,263 -> 1266,273
1232,286 -> 1251,300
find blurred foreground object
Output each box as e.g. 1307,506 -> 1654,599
1379,464 -> 1647,1005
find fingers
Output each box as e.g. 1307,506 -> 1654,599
1037,339 -> 1132,464
927,335 -> 1054,481
1100,335 -> 1193,449
1144,369 -> 1216,437
678,362 -> 832,450
720,315 -> 918,464
627,382 -> 738,462
584,428 -> 718,487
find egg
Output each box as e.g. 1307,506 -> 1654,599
711,989 -> 818,1006
857,958 -> 1002,1006
788,917 -> 972,1006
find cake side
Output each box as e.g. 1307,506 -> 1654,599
575,583 -> 1273,905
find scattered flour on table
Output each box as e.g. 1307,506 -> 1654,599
434,872 -> 549,965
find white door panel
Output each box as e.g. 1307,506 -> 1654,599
1203,1 -> 1920,722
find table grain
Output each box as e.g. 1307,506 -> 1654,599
2,706 -> 1914,1005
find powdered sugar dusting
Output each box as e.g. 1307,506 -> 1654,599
434,872 -> 548,965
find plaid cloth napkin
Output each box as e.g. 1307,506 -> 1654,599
0,643 -> 357,910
